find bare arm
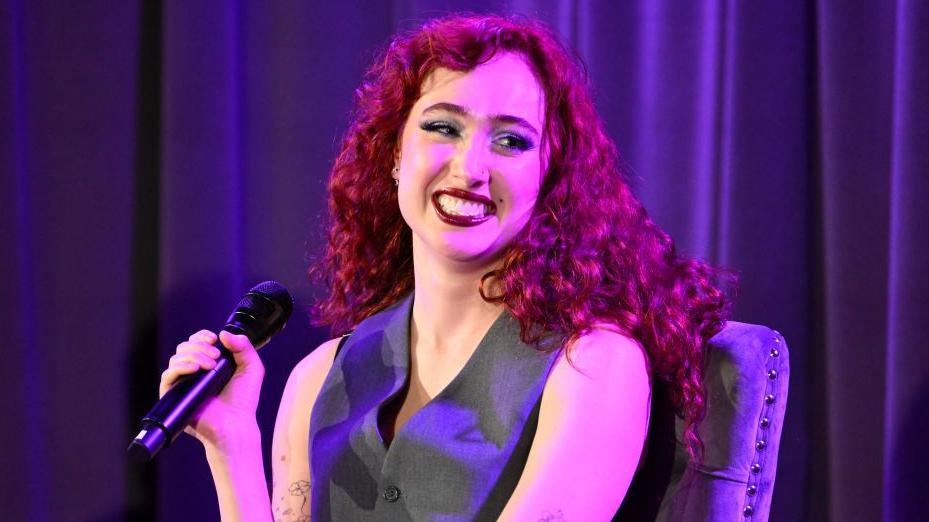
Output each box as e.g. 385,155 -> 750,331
270,337 -> 340,521
162,332 -> 339,521
498,329 -> 651,521
203,424 -> 272,522
161,330 -> 276,522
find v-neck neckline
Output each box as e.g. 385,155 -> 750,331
373,294 -> 510,455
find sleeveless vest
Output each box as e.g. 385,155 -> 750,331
308,294 -> 674,521
308,295 -> 561,521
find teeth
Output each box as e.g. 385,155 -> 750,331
438,194 -> 489,217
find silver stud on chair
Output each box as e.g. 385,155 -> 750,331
747,485 -> 757,495
756,440 -> 767,450
744,505 -> 754,516
760,417 -> 770,428
768,369 -> 778,380
770,348 -> 780,357
764,394 -> 775,404
751,463 -> 761,473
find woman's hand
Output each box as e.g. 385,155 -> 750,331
159,329 -> 265,452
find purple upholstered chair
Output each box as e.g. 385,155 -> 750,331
656,322 -> 790,522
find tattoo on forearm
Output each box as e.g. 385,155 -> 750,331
289,480 -> 311,520
273,474 -> 311,522
538,509 -> 567,521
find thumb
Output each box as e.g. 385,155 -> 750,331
218,330 -> 262,368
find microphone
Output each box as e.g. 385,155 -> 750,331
127,281 -> 294,462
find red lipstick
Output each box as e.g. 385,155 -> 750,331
431,188 -> 497,227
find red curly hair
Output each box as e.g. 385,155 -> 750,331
310,14 -> 733,460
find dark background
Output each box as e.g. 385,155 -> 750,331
1,1 -> 926,521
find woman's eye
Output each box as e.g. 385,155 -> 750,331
494,133 -> 534,152
420,121 -> 460,137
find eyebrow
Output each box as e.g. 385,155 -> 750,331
421,102 -> 540,137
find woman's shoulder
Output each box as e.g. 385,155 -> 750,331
276,337 -> 344,416
500,326 -> 652,519
289,336 -> 342,386
559,325 -> 650,380
537,325 -> 651,434
538,325 -> 651,424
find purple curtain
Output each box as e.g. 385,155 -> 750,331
1,1 -> 926,521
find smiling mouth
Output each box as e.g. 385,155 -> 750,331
431,188 -> 497,227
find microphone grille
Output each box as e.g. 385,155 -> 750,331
225,281 -> 295,348
248,281 -> 294,318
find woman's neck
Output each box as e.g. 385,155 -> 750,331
410,240 -> 503,354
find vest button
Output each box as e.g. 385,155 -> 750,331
383,485 -> 401,503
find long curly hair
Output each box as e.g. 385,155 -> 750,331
309,14 -> 733,460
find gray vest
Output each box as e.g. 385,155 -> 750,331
308,295 -> 561,521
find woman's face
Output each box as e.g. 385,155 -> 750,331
395,52 -> 545,269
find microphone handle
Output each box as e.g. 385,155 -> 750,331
128,346 -> 236,461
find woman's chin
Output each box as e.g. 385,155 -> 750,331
432,237 -> 507,268
410,223 -> 511,269
438,246 -> 496,265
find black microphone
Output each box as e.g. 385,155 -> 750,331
127,281 -> 294,462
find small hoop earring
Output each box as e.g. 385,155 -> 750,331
393,178 -> 399,187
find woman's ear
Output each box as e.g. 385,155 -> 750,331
391,121 -> 407,181
393,132 -> 403,167
392,142 -> 402,175
391,145 -> 401,185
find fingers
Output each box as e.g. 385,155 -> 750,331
160,362 -> 200,397
159,352 -> 216,395
218,330 -> 254,353
177,341 -> 221,359
170,350 -> 218,370
159,329 -> 262,398
219,330 -> 263,372
189,329 -> 218,344
159,332 -> 223,397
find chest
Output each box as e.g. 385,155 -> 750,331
308,303 -> 561,521
380,345 -> 477,445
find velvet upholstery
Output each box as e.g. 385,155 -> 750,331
656,322 -> 790,522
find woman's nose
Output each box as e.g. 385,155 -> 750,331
451,140 -> 491,187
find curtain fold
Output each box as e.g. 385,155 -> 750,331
0,3 -> 47,520
817,2 -> 897,520
883,1 -> 929,521
0,1 -> 141,520
1,1 -> 925,520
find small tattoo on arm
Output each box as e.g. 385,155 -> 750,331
274,478 -> 311,521
289,480 -> 312,516
538,509 -> 568,521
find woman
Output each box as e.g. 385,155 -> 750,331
160,14 -> 730,521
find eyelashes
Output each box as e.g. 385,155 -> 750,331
420,121 -> 460,137
419,120 -> 536,153
494,132 -> 534,152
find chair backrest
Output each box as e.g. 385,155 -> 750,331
656,322 -> 790,522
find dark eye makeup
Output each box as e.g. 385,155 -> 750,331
494,132 -> 535,152
419,120 -> 535,153
419,120 -> 460,136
